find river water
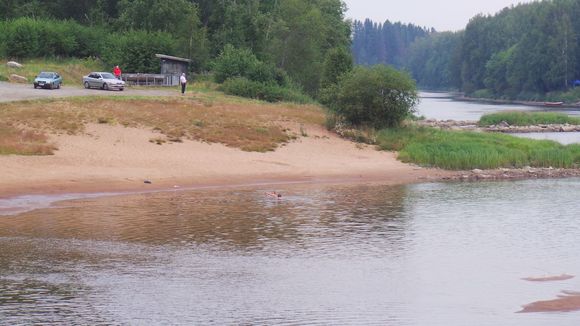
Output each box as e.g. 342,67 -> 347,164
418,92 -> 580,144
1,180 -> 580,325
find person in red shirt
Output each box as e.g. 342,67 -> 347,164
113,65 -> 122,79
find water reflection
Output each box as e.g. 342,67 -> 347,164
1,180 -> 579,325
0,185 -> 411,256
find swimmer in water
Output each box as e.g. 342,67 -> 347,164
266,191 -> 282,199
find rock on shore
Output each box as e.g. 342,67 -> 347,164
446,167 -> 580,182
417,119 -> 580,133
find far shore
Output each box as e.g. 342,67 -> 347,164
456,95 -> 580,108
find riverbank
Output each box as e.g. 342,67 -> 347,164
3,122 -> 580,204
417,119 -> 580,133
0,123 -> 454,199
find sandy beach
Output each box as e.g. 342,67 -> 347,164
0,123 -> 454,198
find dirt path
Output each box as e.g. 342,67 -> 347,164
0,81 -> 177,102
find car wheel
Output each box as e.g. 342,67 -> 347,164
34,84 -> 37,89
56,83 -> 60,89
120,88 -> 124,91
84,81 -> 90,89
48,83 -> 53,90
103,83 -> 108,91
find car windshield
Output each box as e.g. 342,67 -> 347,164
101,73 -> 116,79
38,72 -> 54,78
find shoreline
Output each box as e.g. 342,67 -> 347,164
0,172 -> 448,216
3,162 -> 580,217
0,123 -> 454,211
455,95 -> 580,108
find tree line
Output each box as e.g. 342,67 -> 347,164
351,19 -> 433,68
353,0 -> 580,100
0,0 -> 351,97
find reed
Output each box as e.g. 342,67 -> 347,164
377,126 -> 580,170
479,112 -> 580,127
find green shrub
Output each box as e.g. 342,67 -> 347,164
2,17 -> 109,59
220,77 -> 312,103
325,65 -> 419,128
5,17 -> 41,58
212,44 -> 288,86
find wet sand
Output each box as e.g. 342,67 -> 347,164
520,291 -> 580,313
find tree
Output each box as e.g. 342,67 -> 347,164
320,46 -> 353,88
326,65 -> 418,128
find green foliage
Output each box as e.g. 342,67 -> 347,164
479,112 -> 580,126
0,21 -> 6,57
103,31 -> 176,73
377,126 -> 580,170
405,32 -> 462,89
0,0 -> 351,96
352,19 -> 433,67
220,77 -> 312,104
320,46 -> 353,88
5,17 -> 41,58
325,65 -> 419,128
382,0 -> 580,98
212,45 -> 290,87
2,17 -> 108,59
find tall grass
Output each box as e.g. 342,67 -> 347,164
377,126 -> 580,170
479,111 -> 580,126
0,123 -> 55,155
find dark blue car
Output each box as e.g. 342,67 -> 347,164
33,72 -> 63,89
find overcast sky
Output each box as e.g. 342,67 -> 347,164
343,0 -> 535,32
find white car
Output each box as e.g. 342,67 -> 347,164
83,72 -> 125,91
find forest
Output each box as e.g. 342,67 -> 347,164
351,19 -> 433,68
0,0 -> 351,97
352,0 -> 580,101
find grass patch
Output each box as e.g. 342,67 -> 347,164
0,58 -> 104,86
377,126 -> 580,170
0,96 -> 325,154
0,123 -> 56,155
479,111 -> 580,126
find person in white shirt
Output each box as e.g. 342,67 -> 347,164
179,73 -> 187,95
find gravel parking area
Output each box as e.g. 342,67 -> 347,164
0,81 -> 177,102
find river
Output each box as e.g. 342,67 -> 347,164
418,92 -> 580,144
1,180 -> 579,325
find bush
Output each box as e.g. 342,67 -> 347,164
212,44 -> 288,86
5,17 -> 41,58
2,17 -> 109,59
220,77 -> 312,103
325,65 -> 419,128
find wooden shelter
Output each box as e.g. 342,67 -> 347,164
121,54 -> 192,86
